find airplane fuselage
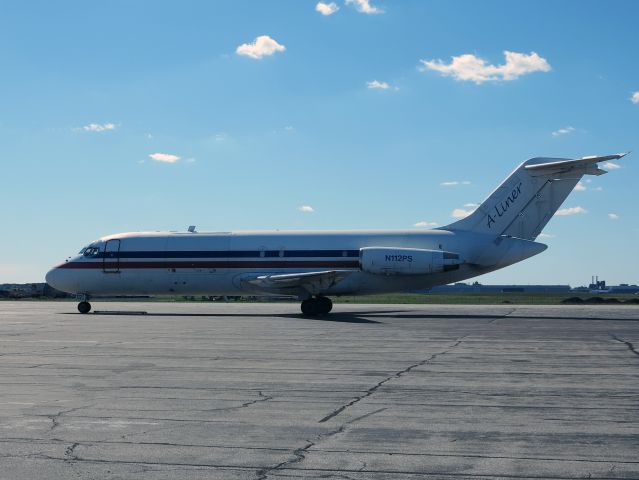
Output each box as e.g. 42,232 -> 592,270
46,229 -> 546,297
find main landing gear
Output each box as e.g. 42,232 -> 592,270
77,295 -> 92,314
300,296 -> 333,316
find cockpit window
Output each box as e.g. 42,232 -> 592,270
82,247 -> 100,257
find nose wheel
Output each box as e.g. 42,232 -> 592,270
301,296 -> 332,316
77,301 -> 92,314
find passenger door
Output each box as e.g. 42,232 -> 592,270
103,239 -> 121,273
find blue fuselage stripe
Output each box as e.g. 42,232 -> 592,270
95,249 -> 360,259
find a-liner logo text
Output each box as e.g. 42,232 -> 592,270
486,181 -> 523,229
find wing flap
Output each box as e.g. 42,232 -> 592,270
243,270 -> 354,296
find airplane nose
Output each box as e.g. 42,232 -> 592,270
45,267 -> 59,288
45,267 -> 71,293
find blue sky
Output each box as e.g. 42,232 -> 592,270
1,0 -> 637,286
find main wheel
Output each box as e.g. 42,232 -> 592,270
301,299 -> 317,316
316,296 -> 333,314
77,301 -> 91,314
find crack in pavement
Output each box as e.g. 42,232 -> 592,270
319,336 -> 467,423
64,442 -> 79,463
251,336 -> 469,479
46,405 -> 92,431
489,308 -> 517,324
118,392 -> 272,442
316,473 -> 361,480
0,450 -> 636,473
255,441 -> 315,480
5,436 -> 638,465
215,390 -> 272,412
254,407 -> 386,480
610,333 -> 639,358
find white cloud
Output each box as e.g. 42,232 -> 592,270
236,35 -> 286,60
441,180 -> 471,186
464,203 -> 480,208
608,213 -> 619,220
346,0 -> 383,14
451,208 -> 475,219
367,80 -> 391,90
284,126 -> 294,131
149,153 -> 180,164
298,205 -> 315,213
603,161 -> 621,170
419,51 -> 551,84
82,122 -> 116,132
413,221 -> 438,227
538,233 -> 556,238
574,182 -> 602,192
315,1 -> 339,15
631,91 -> 639,104
552,126 -> 575,137
554,206 -> 587,216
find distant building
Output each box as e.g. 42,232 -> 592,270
430,282 -> 571,293
0,283 -> 70,298
608,284 -> 639,294
580,276 -> 639,294
428,278 -> 638,295
0,283 -> 43,298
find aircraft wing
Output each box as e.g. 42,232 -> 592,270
242,270 -> 354,297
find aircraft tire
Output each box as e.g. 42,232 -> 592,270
77,301 -> 91,314
301,299 -> 317,316
317,296 -> 333,314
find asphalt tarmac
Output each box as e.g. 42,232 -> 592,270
0,301 -> 638,479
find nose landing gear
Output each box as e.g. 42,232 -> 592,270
300,296 -> 333,316
77,302 -> 91,314
77,294 -> 92,314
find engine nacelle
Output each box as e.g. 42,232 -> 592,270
360,247 -> 461,275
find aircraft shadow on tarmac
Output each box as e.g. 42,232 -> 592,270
64,310 -> 398,324
62,310 -> 638,323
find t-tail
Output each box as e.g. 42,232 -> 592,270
443,153 -> 628,240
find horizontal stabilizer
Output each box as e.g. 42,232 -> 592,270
524,152 -> 628,177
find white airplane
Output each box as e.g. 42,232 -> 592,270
46,153 -> 627,315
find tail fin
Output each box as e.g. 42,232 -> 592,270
444,153 -> 628,240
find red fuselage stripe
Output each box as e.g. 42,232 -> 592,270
59,260 -> 361,269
